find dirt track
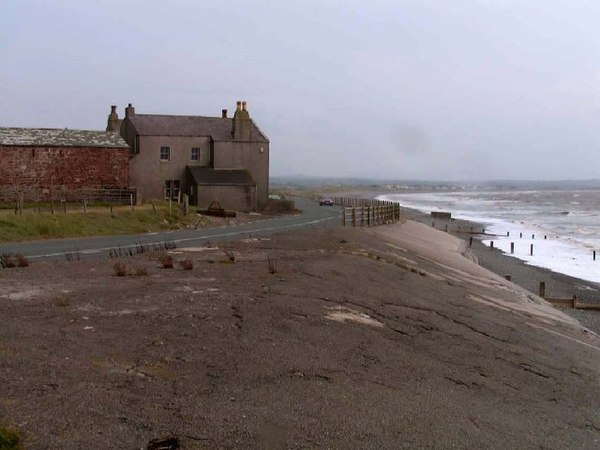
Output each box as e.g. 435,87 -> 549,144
1,223 -> 599,449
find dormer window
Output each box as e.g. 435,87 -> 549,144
160,146 -> 170,161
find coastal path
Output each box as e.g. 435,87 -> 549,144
0,197 -> 341,262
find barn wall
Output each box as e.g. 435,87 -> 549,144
0,146 -> 129,201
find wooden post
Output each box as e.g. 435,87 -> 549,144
83,196 -> 87,214
572,295 -> 577,308
530,244 -> 534,256
507,231 -> 510,237
183,194 -> 189,215
520,232 -> 522,238
19,193 -> 23,215
490,241 -> 494,249
361,206 -> 364,227
352,207 -> 356,227
130,193 -> 134,212
510,242 -> 514,254
539,281 -> 545,298
594,250 -> 596,261
469,237 -> 473,247
342,208 -> 346,226
367,206 -> 371,226
532,234 -> 535,239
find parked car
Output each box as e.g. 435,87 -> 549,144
319,196 -> 334,206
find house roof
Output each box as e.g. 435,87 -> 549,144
187,167 -> 256,186
0,127 -> 130,148
127,114 -> 269,143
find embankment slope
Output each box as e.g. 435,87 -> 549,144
0,220 -> 598,449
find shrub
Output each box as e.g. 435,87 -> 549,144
178,259 -> 193,270
113,262 -> 127,277
158,253 -> 174,269
262,198 -> 296,214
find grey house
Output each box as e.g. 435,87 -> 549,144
108,101 -> 269,211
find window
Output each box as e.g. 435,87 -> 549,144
191,147 -> 200,161
164,180 -> 180,201
160,146 -> 170,161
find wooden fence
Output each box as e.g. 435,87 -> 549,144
333,197 -> 401,227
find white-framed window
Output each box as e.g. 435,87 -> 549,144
191,147 -> 200,161
160,146 -> 170,161
165,179 -> 180,200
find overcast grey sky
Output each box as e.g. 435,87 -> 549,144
1,0 -> 599,180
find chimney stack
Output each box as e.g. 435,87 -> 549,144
222,109 -> 228,118
106,105 -> 120,132
233,100 -> 251,140
125,103 -> 135,118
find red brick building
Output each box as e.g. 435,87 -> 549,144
0,128 -> 130,201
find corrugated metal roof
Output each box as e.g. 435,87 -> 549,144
0,127 -> 130,148
128,114 -> 269,143
187,167 -> 256,185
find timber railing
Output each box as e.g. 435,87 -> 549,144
332,197 -> 401,227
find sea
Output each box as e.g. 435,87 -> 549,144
378,188 -> 600,285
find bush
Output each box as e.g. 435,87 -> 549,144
262,199 -> 296,214
178,259 -> 193,270
158,253 -> 174,269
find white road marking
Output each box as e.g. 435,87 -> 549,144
25,214 -> 338,259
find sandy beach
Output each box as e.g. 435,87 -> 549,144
1,219 -> 599,449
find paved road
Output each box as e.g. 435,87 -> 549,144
0,198 -> 341,261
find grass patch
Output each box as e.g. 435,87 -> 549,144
0,426 -> 23,450
0,203 -> 208,243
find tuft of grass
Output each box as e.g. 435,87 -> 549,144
0,426 -> 23,450
134,267 -> 148,276
158,253 -> 174,269
15,254 -> 29,267
178,259 -> 193,270
113,262 -> 127,277
224,251 -> 236,263
267,257 -> 277,274
53,296 -> 70,307
0,254 -> 16,269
